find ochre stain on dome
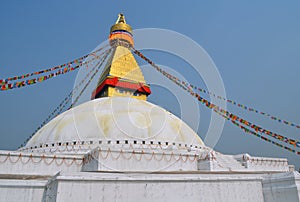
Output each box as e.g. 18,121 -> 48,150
98,114 -> 113,138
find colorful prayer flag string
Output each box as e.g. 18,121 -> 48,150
1,46 -> 110,91
123,46 -> 300,130
132,47 -> 300,153
213,109 -> 299,155
70,48 -> 112,108
0,44 -> 109,85
187,83 -> 300,130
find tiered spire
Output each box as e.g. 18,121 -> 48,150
91,13 -> 151,101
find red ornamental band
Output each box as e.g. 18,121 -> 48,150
92,76 -> 151,99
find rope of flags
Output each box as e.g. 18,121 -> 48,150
1,46 -> 110,91
132,47 -> 300,154
213,108 -> 299,155
70,48 -> 112,108
19,48 -> 112,148
0,44 -> 109,85
0,59 -> 89,91
191,85 -> 300,149
116,43 -> 299,130
189,84 -> 300,130
179,81 -> 300,148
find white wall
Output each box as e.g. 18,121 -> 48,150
0,179 -> 46,202
55,172 -> 264,202
263,172 -> 300,202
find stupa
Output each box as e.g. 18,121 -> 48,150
0,14 -> 299,202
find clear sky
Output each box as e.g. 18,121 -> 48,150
0,1 -> 299,169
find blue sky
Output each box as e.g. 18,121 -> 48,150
0,1 -> 299,168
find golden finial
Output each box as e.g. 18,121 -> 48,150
110,13 -> 132,34
115,13 -> 126,24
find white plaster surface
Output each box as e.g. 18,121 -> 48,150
55,172 -> 265,202
262,172 -> 300,202
0,179 -> 47,202
25,97 -> 204,148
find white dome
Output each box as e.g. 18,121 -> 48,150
25,97 -> 204,148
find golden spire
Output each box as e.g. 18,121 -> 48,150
92,13 -> 151,101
